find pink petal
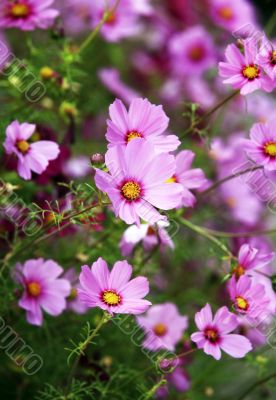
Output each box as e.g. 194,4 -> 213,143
220,334 -> 252,358
109,260 -> 133,290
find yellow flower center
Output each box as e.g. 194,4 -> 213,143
153,323 -> 168,337
102,290 -> 121,306
40,66 -> 55,80
126,131 -> 143,143
165,175 -> 177,183
242,65 -> 260,80
27,282 -> 41,297
121,181 -> 141,201
16,140 -> 30,154
233,265 -> 245,278
218,6 -> 234,20
236,296 -> 249,311
188,46 -> 204,62
68,288 -> 78,301
270,50 -> 276,65
10,3 -> 30,18
205,328 -> 218,343
264,142 -> 276,157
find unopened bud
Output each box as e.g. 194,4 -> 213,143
91,153 -> 104,165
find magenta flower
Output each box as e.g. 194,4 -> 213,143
63,268 -> 88,315
232,243 -> 274,278
137,303 -> 188,351
3,120 -> 60,180
0,0 -> 59,31
257,37 -> 276,80
15,258 -> 71,326
94,138 -> 183,225
169,26 -> 216,77
219,40 -> 269,95
209,0 -> 256,32
90,0 -> 141,42
244,120 -> 276,171
120,221 -> 174,257
166,150 -> 207,208
78,257 -> 151,315
106,98 -> 180,154
228,275 -> 270,322
191,304 -> 252,360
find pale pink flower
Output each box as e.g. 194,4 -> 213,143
191,304 -> 252,360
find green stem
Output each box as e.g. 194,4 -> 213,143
78,0 -> 121,55
237,372 -> 276,400
178,217 -> 233,258
204,227 -> 276,238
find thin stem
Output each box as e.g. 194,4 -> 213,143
237,372 -> 276,400
178,217 -> 234,258
66,312 -> 111,393
200,165 -> 263,197
78,0 -> 121,55
204,227 -> 276,238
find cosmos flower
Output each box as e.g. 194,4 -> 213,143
191,304 -> 252,360
209,0 -> 256,32
219,39 -> 270,95
228,275 -> 271,322
105,98 -> 180,154
137,303 -> 188,351
94,138 -> 183,225
63,268 -> 89,314
232,243 -> 274,279
169,26 -> 216,77
90,0 -> 142,43
257,37 -> 276,80
78,257 -> 151,314
119,221 -> 174,257
3,121 -> 60,180
244,120 -> 276,171
0,0 -> 59,31
166,150 -> 207,208
14,258 -> 71,326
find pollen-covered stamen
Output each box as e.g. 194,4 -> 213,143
126,131 -> 143,143
9,2 -> 30,18
68,288 -> 78,301
147,226 -> 156,236
27,282 -> 41,297
218,6 -> 234,20
242,64 -> 260,80
153,323 -> 167,337
102,290 -> 121,306
264,142 -> 276,157
121,181 -> 141,201
188,45 -> 205,62
236,296 -> 249,311
16,140 -> 30,154
270,50 -> 276,65
204,328 -> 219,343
233,265 -> 245,278
165,175 -> 177,183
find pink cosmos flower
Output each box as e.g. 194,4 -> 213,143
219,40 -> 270,95
0,0 -> 59,31
156,366 -> 190,398
137,303 -> 188,351
257,37 -> 276,80
166,150 -> 207,208
63,268 -> 88,315
232,243 -> 275,279
228,275 -> 271,322
244,120 -> 276,171
99,68 -> 140,105
3,120 -> 60,180
169,26 -> 216,77
94,138 -> 183,225
78,257 -> 151,315
90,0 -> 141,43
191,304 -> 252,360
120,221 -> 174,257
106,98 -> 180,154
14,258 -> 71,326
209,0 -> 256,32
